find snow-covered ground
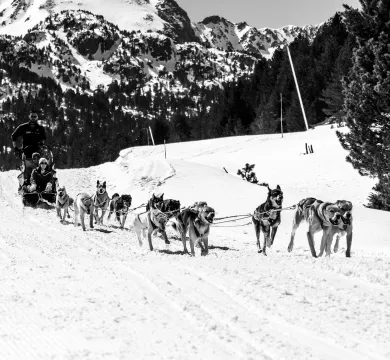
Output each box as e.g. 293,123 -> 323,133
1,125 -> 390,359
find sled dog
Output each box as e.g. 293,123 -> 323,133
148,193 -> 164,210
107,193 -> 132,229
55,186 -> 74,221
288,197 -> 353,257
171,201 -> 207,237
146,198 -> 181,219
74,193 -> 94,231
173,202 -> 214,256
93,180 -> 110,225
133,207 -> 169,251
332,200 -> 353,257
252,185 -> 283,255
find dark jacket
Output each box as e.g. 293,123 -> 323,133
12,122 -> 46,157
30,167 -> 55,192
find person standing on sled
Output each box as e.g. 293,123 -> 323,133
11,109 -> 46,177
25,158 -> 57,203
12,109 -> 46,158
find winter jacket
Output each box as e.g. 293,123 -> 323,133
30,167 -> 55,193
12,122 -> 46,158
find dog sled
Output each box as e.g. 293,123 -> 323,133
17,144 -> 57,207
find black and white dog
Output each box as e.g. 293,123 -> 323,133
107,193 -> 132,229
252,185 -> 283,255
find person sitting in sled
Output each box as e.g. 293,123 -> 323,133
26,158 -> 56,194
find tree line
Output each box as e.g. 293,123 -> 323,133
1,3 -> 388,210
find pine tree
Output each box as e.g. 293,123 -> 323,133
320,73 -> 345,125
338,1 -> 390,210
237,163 -> 258,184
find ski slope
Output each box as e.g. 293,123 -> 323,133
0,125 -> 390,360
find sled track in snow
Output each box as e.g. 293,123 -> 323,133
1,165 -> 390,359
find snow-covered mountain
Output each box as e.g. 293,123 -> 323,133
194,16 -> 319,59
0,0 -> 323,130
0,9 -> 257,96
0,0 -> 197,43
0,0 -> 319,58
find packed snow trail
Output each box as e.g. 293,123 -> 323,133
1,126 -> 390,359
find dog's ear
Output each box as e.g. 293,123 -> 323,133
276,185 -> 281,190
103,181 -> 106,188
97,180 -> 100,186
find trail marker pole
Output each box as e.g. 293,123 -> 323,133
149,126 -> 155,146
286,45 -> 309,131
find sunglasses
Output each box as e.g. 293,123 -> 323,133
30,115 -> 38,119
40,162 -> 48,165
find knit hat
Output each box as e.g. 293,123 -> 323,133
39,157 -> 48,165
32,152 -> 40,159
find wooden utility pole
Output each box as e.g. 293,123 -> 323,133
286,45 -> 309,131
149,126 -> 155,146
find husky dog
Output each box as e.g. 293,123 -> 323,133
146,198 -> 181,219
74,193 -> 94,231
107,193 -> 132,229
172,202 -> 214,256
252,185 -> 283,255
132,207 -> 169,251
288,197 -> 351,257
93,180 -> 110,225
330,200 -> 353,257
147,193 -> 164,210
55,186 -> 74,222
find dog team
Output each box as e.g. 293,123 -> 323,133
55,180 -> 353,258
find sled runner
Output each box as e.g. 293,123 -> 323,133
22,191 -> 57,207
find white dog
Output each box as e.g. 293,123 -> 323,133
74,193 -> 94,231
132,208 -> 169,251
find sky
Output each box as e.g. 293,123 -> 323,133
175,0 -> 361,29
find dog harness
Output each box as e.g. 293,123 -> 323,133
94,194 -> 108,208
253,203 -> 280,226
193,217 -> 206,238
58,194 -> 69,208
314,202 -> 338,227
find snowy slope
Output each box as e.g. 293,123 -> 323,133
1,125 -> 390,359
